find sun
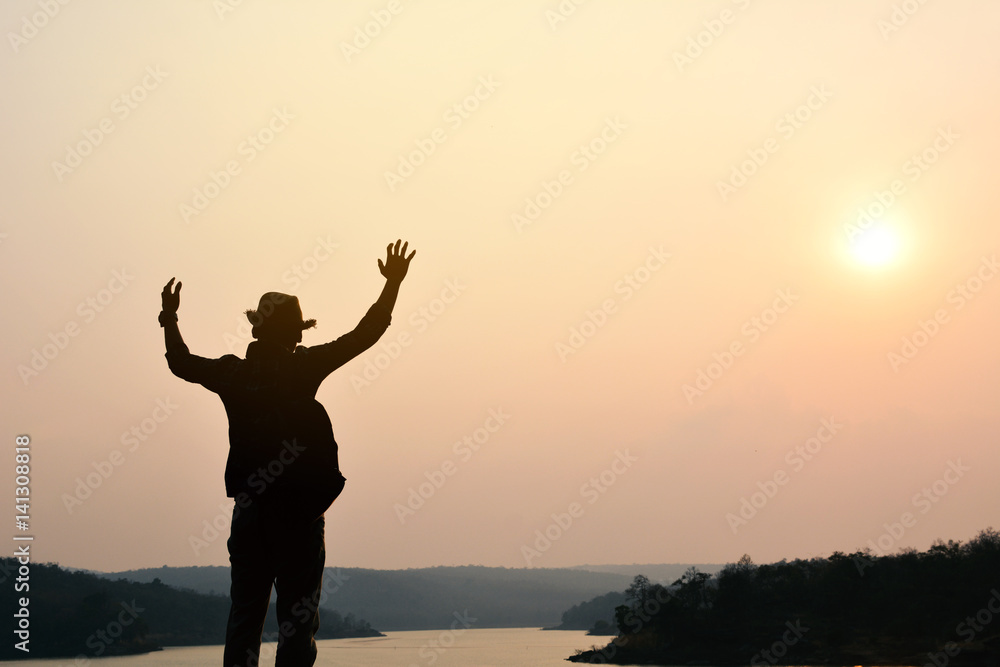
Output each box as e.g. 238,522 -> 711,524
850,224 -> 901,268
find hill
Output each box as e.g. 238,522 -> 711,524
0,560 -> 379,661
569,562 -> 724,583
546,590 -> 628,632
95,564 -> 713,630
570,529 -> 1000,666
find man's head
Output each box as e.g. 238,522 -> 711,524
245,292 -> 316,350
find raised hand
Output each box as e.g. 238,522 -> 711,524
378,240 -> 416,283
162,277 -> 182,313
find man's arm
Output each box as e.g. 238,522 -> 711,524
160,277 -> 236,388
373,239 -> 415,316
161,278 -> 186,353
302,240 -> 416,375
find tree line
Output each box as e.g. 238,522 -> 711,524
570,528 -> 1000,665
0,560 -> 380,660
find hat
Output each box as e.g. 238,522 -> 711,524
244,292 -> 317,338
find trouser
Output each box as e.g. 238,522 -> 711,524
223,498 -> 326,667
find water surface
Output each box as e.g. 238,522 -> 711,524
15,627 -> 610,666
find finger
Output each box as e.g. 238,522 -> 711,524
399,241 -> 408,257
175,281 -> 182,294
406,249 -> 416,260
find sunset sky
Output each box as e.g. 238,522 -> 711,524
3,0 -> 999,574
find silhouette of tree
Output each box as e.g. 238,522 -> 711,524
572,528 -> 1000,666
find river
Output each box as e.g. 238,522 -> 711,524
13,627 -> 612,666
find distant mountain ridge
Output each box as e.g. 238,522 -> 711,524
568,563 -> 724,582
96,563 -> 723,631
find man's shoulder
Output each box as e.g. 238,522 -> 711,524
165,348 -> 245,387
291,343 -> 329,356
165,344 -> 243,361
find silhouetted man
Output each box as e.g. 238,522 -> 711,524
161,240 -> 415,667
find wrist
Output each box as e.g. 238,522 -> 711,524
158,311 -> 178,327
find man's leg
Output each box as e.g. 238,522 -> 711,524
224,501 -> 276,667
273,515 -> 326,667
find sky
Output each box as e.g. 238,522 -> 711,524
2,0 -> 999,573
